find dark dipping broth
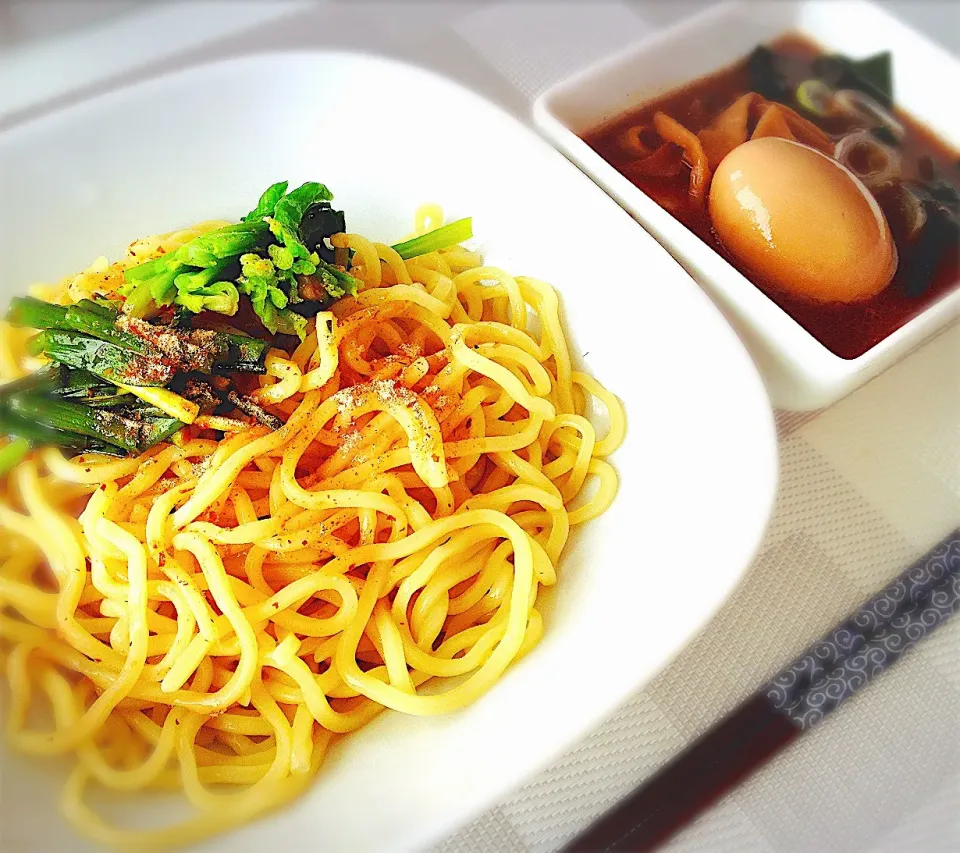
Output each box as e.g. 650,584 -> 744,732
584,34 -> 960,359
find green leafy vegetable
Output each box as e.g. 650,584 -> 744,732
1,257 -> 276,460
55,366 -> 115,393
274,310 -> 308,340
243,181 -> 289,222
172,222 -> 268,268
64,304 -> 145,351
0,364 -> 71,400
0,178 -> 473,463
267,217 -> 319,274
391,217 -> 473,260
123,254 -> 171,284
222,333 -> 270,371
235,252 -> 310,338
272,183 -> 332,228
6,297 -> 70,331
315,259 -> 359,300
122,223 -> 269,318
237,253 -> 285,323
76,298 -> 119,318
268,243 -> 295,271
123,279 -> 166,318
120,180 -> 347,337
0,360 -> 192,457
56,385 -> 135,409
8,296 -> 267,379
173,261 -> 240,315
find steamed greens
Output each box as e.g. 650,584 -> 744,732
1,297 -> 270,457
0,178 -> 478,460
120,181 -> 358,338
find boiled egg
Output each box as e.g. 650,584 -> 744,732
708,137 -> 897,303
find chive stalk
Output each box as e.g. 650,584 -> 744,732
0,409 -> 125,456
30,330 -> 174,387
8,394 -> 182,454
8,296 -> 147,352
391,218 -> 473,260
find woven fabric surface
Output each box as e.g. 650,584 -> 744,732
2,2 -> 958,851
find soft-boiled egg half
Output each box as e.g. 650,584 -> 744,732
708,137 -> 897,303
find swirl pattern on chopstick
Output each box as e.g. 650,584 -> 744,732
765,531 -> 960,729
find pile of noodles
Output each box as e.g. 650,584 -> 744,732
0,205 -> 625,848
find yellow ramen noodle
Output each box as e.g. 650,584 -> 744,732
0,208 -> 625,848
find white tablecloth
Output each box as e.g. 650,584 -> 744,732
2,3 -> 958,851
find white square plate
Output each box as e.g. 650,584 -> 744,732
534,0 -> 960,411
0,51 -> 777,853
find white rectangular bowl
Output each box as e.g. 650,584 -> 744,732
0,51 -> 778,853
534,0 -> 960,411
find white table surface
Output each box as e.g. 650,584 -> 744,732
1,3 -> 958,852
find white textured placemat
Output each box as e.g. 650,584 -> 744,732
1,2 -> 958,852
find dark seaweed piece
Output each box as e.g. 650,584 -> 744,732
868,125 -> 901,148
899,183 -> 960,298
175,377 -> 225,413
747,46 -> 791,102
927,180 -> 960,216
299,201 -> 346,263
227,390 -> 282,430
813,50 -> 894,108
852,52 -> 893,105
220,333 -> 269,372
288,298 -> 329,317
811,54 -> 848,88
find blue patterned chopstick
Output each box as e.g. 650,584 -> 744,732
766,530 -> 960,728
566,528 -> 960,852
